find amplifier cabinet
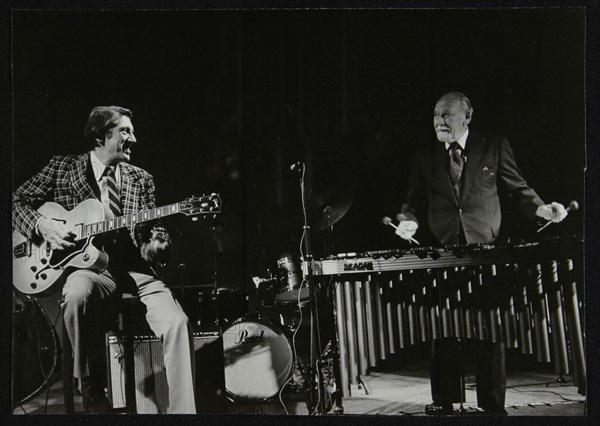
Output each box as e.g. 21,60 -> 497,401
106,331 -> 225,414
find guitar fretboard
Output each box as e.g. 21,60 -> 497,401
78,203 -> 181,240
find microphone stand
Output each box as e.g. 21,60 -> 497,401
212,219 -> 223,332
295,163 -> 327,415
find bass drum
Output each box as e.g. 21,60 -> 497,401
222,317 -> 293,400
12,292 -> 60,408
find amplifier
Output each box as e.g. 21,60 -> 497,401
106,331 -> 225,414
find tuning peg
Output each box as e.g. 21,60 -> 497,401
192,217 -> 199,222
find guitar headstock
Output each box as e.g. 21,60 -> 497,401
179,193 -> 222,216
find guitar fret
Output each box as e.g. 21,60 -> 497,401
74,196 -> 218,242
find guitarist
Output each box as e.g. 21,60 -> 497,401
12,106 -> 197,414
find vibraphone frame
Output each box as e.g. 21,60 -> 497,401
313,237 -> 585,398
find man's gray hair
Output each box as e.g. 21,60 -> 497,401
438,92 -> 473,116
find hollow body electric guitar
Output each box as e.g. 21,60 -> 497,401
13,194 -> 221,295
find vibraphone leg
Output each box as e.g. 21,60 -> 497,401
334,281 -> 350,398
373,281 -> 388,361
396,272 -> 408,349
354,281 -> 368,376
364,280 -> 379,367
386,281 -> 397,354
544,261 -> 569,378
515,265 -> 533,354
427,270 -> 440,342
561,259 -> 586,395
325,282 -> 344,414
531,264 -> 551,363
343,281 -> 359,386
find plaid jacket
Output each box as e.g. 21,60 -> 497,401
13,152 -> 168,247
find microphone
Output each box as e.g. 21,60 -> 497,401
290,161 -> 304,172
537,200 -> 578,233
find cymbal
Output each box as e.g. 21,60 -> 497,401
307,188 -> 353,230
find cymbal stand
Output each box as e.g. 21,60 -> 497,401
211,220 -> 223,331
294,162 -> 327,415
323,211 -> 344,413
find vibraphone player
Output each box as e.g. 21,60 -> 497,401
395,92 -> 568,415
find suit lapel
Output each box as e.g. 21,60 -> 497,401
119,163 -> 140,215
460,131 -> 485,203
70,153 -> 97,201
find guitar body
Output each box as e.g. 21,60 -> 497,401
13,193 -> 222,295
13,199 -> 109,295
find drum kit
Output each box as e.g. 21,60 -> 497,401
220,255 -> 317,402
214,187 -> 352,408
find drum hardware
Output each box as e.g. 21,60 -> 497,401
197,287 -> 247,330
12,293 -> 61,409
307,186 -> 353,256
290,161 -> 343,415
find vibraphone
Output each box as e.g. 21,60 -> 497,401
313,236 -> 585,397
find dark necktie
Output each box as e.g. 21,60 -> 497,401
448,142 -> 464,196
103,167 -> 122,217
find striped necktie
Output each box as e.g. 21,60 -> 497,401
103,167 -> 122,217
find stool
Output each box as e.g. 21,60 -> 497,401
62,292 -> 140,414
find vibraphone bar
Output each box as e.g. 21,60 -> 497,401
314,236 -> 585,398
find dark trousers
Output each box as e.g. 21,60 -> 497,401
430,338 -> 506,409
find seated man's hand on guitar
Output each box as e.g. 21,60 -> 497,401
394,215 -> 419,241
140,230 -> 171,266
37,217 -> 76,250
536,202 -> 568,223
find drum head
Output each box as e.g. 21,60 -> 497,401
275,287 -> 310,305
222,318 -> 293,400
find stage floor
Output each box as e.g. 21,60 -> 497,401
13,360 -> 585,416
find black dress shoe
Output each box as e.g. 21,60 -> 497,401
81,380 -> 111,414
425,402 -> 454,415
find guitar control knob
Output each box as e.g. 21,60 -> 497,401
30,283 -> 37,289
83,253 -> 90,261
31,266 -> 38,272
41,258 -> 48,265
40,273 -> 47,280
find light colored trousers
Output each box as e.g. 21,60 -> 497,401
61,268 -> 197,414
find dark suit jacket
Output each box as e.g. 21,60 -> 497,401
400,131 -> 544,245
13,152 -> 168,251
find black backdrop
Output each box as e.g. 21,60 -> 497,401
12,9 -> 585,294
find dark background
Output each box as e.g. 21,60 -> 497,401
12,9 -> 585,295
